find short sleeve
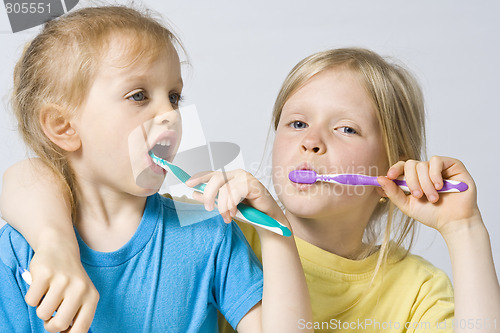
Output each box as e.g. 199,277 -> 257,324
0,262 -> 32,333
407,268 -> 454,333
0,225 -> 43,332
213,222 -> 263,329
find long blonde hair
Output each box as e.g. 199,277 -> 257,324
272,48 -> 426,266
12,6 -> 183,220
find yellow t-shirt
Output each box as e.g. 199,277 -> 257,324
220,222 -> 454,333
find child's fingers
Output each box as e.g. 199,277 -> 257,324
185,171 -> 218,211
434,156 -> 467,181
185,171 -> 212,187
36,279 -> 66,321
43,313 -> 71,332
226,178 -> 246,207
198,173 -> 225,211
386,161 -> 405,179
403,160 -> 423,198
66,282 -> 99,333
43,303 -> 78,332
187,169 -> 254,223
199,192 -> 215,212
428,156 -> 444,190
218,182 -> 242,223
43,279 -> 92,332
378,176 -> 408,209
191,191 -> 204,204
226,192 -> 240,217
230,206 -> 238,219
216,185 -> 231,223
65,302 -> 97,333
25,271 -> 50,307
416,162 -> 439,203
225,184 -> 242,222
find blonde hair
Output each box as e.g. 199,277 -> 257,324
272,48 -> 426,266
12,6 -> 183,220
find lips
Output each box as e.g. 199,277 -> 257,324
288,163 -> 318,190
294,162 -> 318,173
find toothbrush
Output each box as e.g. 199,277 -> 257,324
18,267 -> 33,285
288,169 -> 468,193
17,267 -> 93,333
149,152 -> 292,237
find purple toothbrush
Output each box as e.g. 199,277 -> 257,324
288,170 -> 468,193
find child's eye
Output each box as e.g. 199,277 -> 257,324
289,121 -> 308,129
169,93 -> 183,106
338,126 -> 357,135
128,91 -> 147,102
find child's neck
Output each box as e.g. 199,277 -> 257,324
286,210 -> 372,260
74,183 -> 147,252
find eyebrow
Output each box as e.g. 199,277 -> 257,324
112,71 -> 184,89
115,70 -> 150,83
283,104 -> 376,126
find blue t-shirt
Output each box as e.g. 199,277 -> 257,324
0,194 -> 263,332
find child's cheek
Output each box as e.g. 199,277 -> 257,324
328,147 -> 378,175
271,134 -> 290,165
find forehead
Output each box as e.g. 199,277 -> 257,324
287,68 -> 373,110
89,33 -> 182,93
292,67 -> 364,99
99,30 -> 177,70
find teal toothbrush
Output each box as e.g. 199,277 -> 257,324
149,152 -> 292,237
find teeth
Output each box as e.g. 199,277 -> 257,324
159,139 -> 171,146
150,137 -> 173,161
152,141 -> 171,160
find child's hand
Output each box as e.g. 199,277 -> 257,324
185,169 -> 289,234
378,156 -> 482,236
27,243 -> 99,333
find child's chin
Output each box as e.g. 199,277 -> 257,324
283,195 -> 351,214
134,186 -> 162,197
134,169 -> 165,193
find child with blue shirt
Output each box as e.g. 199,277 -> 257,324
0,6 -> 312,332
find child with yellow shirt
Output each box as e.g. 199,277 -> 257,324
204,47 -> 498,332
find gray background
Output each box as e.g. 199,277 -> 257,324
1,0 -> 499,281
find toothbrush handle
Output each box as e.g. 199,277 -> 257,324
330,174 -> 468,193
236,203 -> 292,237
392,178 -> 468,193
194,183 -> 292,236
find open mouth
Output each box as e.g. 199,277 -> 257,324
149,134 -> 177,163
150,139 -> 172,161
147,135 -> 176,176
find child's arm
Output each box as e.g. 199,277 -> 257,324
186,170 -> 313,333
378,156 -> 500,333
0,158 -> 99,333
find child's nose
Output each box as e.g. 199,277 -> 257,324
154,104 -> 179,127
300,132 -> 326,154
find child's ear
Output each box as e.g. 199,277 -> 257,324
39,104 -> 81,152
376,186 -> 387,199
